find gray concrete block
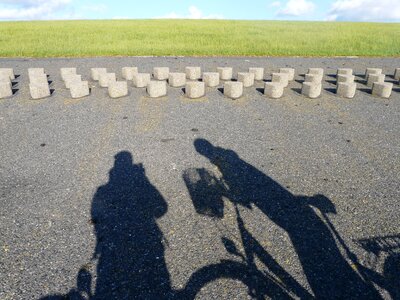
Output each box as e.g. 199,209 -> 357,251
122,67 -> 138,80
394,68 -> 400,81
60,68 -> 77,81
367,74 -> 385,87
153,67 -> 170,81
132,73 -> 151,88
91,68 -> 107,81
224,81 -> 243,99
238,72 -> 255,87
185,67 -> 202,80
304,73 -> 323,84
64,74 -> 82,89
168,72 -> 186,87
337,74 -> 355,84
70,81 -> 90,98
0,73 -> 11,83
0,68 -> 15,80
372,82 -> 393,98
217,67 -> 233,81
365,68 -> 382,77
279,68 -> 295,81
301,82 -> 321,98
249,68 -> 264,81
29,83 -> 50,99
30,73 -> 48,86
337,82 -> 357,98
99,73 -> 116,88
337,68 -> 353,76
202,72 -> 220,87
264,82 -> 284,99
185,82 -> 205,99
308,68 -> 324,76
108,81 -> 128,98
147,80 -> 167,98
0,82 -> 13,98
28,68 -> 45,79
272,73 -> 289,87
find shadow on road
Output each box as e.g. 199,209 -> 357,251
42,144 -> 394,299
181,138 -> 382,299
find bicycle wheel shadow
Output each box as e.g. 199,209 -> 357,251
42,151 -> 173,299
181,138 -> 382,299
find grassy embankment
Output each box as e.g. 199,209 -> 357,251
0,20 -> 399,57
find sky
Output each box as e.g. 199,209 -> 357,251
0,0 -> 400,22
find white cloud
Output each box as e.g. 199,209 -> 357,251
327,0 -> 400,21
0,0 -> 71,20
271,1 -> 282,8
278,0 -> 315,16
157,5 -> 223,19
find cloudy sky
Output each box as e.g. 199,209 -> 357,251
0,0 -> 399,22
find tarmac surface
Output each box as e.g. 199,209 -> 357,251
1,57 -> 399,299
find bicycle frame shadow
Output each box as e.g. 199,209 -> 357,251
180,138 -> 382,299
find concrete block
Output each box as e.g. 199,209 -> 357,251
185,82 -> 205,99
28,68 -> 45,79
147,80 -> 167,98
153,67 -> 169,81
202,72 -> 220,87
394,68 -> 400,81
0,73 -> 10,83
99,73 -> 116,88
60,68 -> 77,81
217,67 -> 233,81
337,82 -> 356,98
0,68 -> 15,80
264,82 -> 284,99
272,73 -> 289,87
108,81 -> 128,98
302,82 -> 321,98
132,73 -> 151,88
337,68 -> 353,76
0,82 -> 13,98
279,68 -> 295,81
30,73 -> 48,86
29,83 -> 50,99
304,73 -> 323,84
91,68 -> 107,81
337,74 -> 355,84
372,82 -> 393,98
64,74 -> 82,89
237,72 -> 255,87
224,81 -> 243,99
122,67 -> 138,80
367,74 -> 385,87
365,68 -> 382,77
185,67 -> 202,80
249,68 -> 264,81
168,73 -> 186,87
70,81 -> 89,98
308,68 -> 324,76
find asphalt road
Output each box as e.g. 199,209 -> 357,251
1,57 -> 399,299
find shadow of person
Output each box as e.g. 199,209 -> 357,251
90,151 -> 172,299
188,138 -> 381,299
41,151 -> 172,300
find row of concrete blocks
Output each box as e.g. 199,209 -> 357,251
28,68 -> 52,99
61,68 -> 90,98
0,68 -> 15,98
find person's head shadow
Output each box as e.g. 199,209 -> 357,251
183,138 -> 381,299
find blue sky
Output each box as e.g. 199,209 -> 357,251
1,0 -> 400,22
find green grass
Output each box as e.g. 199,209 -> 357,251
0,20 -> 399,57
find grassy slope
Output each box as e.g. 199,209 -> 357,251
0,20 -> 399,57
